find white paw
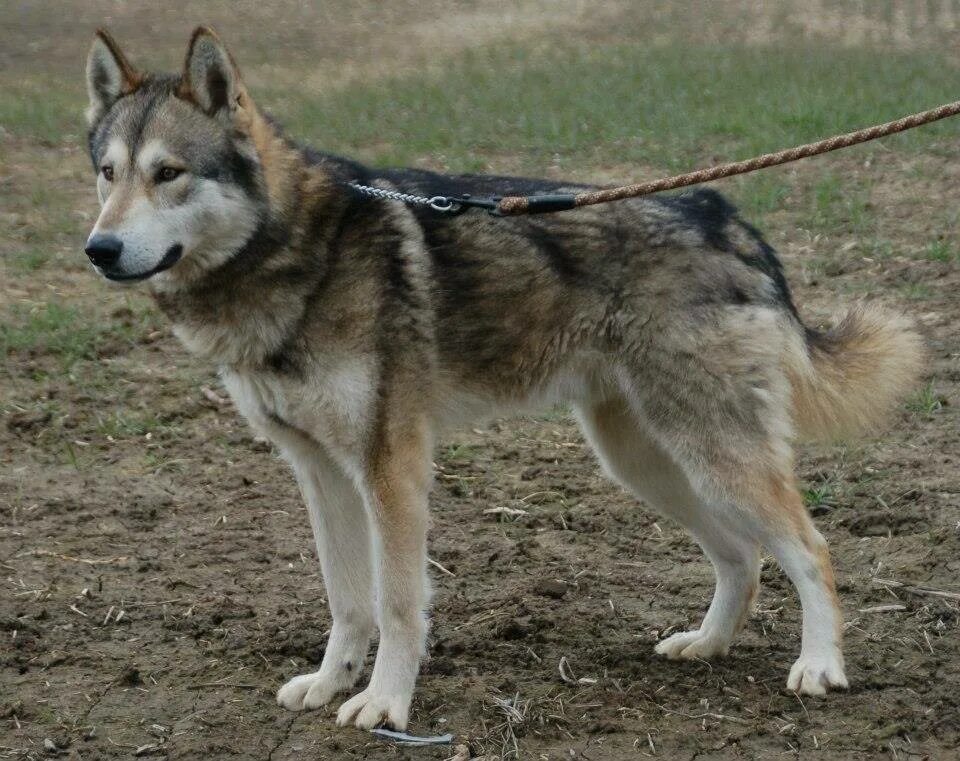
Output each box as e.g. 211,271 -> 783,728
786,652 -> 848,696
336,687 -> 411,730
277,668 -> 356,711
655,629 -> 730,660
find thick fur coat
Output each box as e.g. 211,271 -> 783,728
83,27 -> 923,730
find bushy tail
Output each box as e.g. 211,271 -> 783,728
789,303 -> 925,441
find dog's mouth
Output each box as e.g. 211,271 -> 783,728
102,244 -> 184,282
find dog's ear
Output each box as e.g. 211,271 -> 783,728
179,27 -> 248,122
86,29 -> 141,125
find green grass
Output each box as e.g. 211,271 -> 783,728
8,41 -> 957,177
0,299 -> 153,374
271,43 -> 960,173
96,410 -> 167,439
863,236 -> 896,260
10,244 -> 52,272
734,175 -> 791,218
907,382 -> 943,415
803,483 -> 836,510
899,282 -> 934,301
800,173 -> 873,235
924,239 -> 958,263
531,404 -> 572,424
443,443 -> 478,462
0,76 -> 84,143
0,302 -> 102,371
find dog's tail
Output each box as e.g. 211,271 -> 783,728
788,303 -> 925,441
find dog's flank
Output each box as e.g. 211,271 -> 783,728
83,27 -> 924,729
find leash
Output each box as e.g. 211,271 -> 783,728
349,97 -> 960,217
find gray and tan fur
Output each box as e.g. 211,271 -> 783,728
83,28 -> 924,730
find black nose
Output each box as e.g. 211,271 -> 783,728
85,234 -> 123,268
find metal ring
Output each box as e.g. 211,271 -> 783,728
428,196 -> 455,212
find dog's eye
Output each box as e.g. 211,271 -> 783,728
101,166 -> 114,182
156,167 -> 184,183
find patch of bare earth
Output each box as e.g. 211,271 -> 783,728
4,131 -> 960,759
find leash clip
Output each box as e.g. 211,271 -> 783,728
444,194 -> 503,216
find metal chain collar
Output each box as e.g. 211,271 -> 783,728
347,181 -> 456,212
347,181 -> 502,215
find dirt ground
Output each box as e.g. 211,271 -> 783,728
3,2 -> 960,760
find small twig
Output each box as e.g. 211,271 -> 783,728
520,490 -> 565,504
18,549 -> 128,566
904,587 -> 960,602
653,702 -> 751,725
792,691 -> 809,719
371,728 -> 453,745
858,604 -> 907,614
452,610 -> 511,631
427,557 -> 456,577
125,598 -> 185,608
558,656 -> 577,684
483,506 -> 528,517
873,578 -> 960,601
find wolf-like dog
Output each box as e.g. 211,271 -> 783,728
83,27 -> 923,730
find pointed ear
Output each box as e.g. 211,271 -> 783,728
178,27 -> 247,120
86,29 -> 141,125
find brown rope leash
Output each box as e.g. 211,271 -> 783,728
495,98 -> 960,216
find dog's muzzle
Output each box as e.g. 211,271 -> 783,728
92,242 -> 184,282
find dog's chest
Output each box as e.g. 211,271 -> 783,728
221,357 -> 376,457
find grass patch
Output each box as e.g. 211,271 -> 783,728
907,382 -> 944,415
96,410 -> 168,439
801,173 -> 873,235
899,282 -> 933,301
924,239 -> 957,263
271,42 -> 960,173
863,237 -> 895,260
734,175 -> 791,220
9,244 -> 52,272
531,404 -> 572,424
802,463 -> 848,513
802,483 -> 836,511
5,38 -> 958,183
1,302 -> 102,371
0,299 -> 153,375
0,76 -> 83,143
443,443 -> 478,462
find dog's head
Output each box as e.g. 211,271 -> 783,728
84,28 -> 263,287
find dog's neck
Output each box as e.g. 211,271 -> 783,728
152,115 -> 346,370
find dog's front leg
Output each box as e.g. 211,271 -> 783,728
276,442 -> 375,711
336,419 -> 432,731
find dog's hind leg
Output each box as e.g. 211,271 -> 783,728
276,442 -> 375,711
609,311 -> 848,694
747,486 -> 847,695
576,395 -> 761,659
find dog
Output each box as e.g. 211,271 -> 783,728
83,27 -> 923,730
